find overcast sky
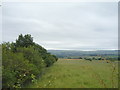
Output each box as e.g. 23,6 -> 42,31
2,2 -> 118,50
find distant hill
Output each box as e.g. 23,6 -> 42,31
47,50 -> 119,58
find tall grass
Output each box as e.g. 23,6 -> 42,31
27,59 -> 118,88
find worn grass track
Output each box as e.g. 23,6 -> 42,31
27,59 -> 118,88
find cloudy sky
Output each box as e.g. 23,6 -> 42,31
2,2 -> 118,50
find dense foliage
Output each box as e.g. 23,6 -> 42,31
2,34 -> 58,88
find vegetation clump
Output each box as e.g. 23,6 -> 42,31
2,34 -> 58,88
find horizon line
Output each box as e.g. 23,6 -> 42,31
47,49 -> 119,51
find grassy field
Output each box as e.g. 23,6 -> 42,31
27,59 -> 118,88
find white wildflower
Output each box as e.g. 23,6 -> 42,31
23,74 -> 26,76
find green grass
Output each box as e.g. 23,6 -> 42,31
27,59 -> 118,88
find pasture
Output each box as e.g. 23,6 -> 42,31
28,59 -> 118,88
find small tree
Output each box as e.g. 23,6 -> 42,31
79,57 -> 82,59
16,34 -> 34,48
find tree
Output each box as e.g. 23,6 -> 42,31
79,57 -> 82,59
16,34 -> 34,48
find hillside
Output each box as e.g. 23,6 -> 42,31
48,50 -> 118,58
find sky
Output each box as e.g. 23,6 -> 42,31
2,2 -> 118,50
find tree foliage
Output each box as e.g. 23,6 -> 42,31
16,34 -> 34,48
2,34 -> 58,88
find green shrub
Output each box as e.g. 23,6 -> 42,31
2,34 -> 58,88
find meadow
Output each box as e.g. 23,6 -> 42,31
28,59 -> 118,88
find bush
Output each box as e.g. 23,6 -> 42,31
2,34 -> 58,88
84,57 -> 92,61
44,53 -> 57,67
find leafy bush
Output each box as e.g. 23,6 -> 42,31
2,34 -> 58,88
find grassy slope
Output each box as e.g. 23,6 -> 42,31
27,59 -> 118,88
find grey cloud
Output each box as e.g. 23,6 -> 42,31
2,2 -> 118,50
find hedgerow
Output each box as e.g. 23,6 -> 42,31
2,34 -> 58,88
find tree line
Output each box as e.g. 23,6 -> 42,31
2,34 -> 58,88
